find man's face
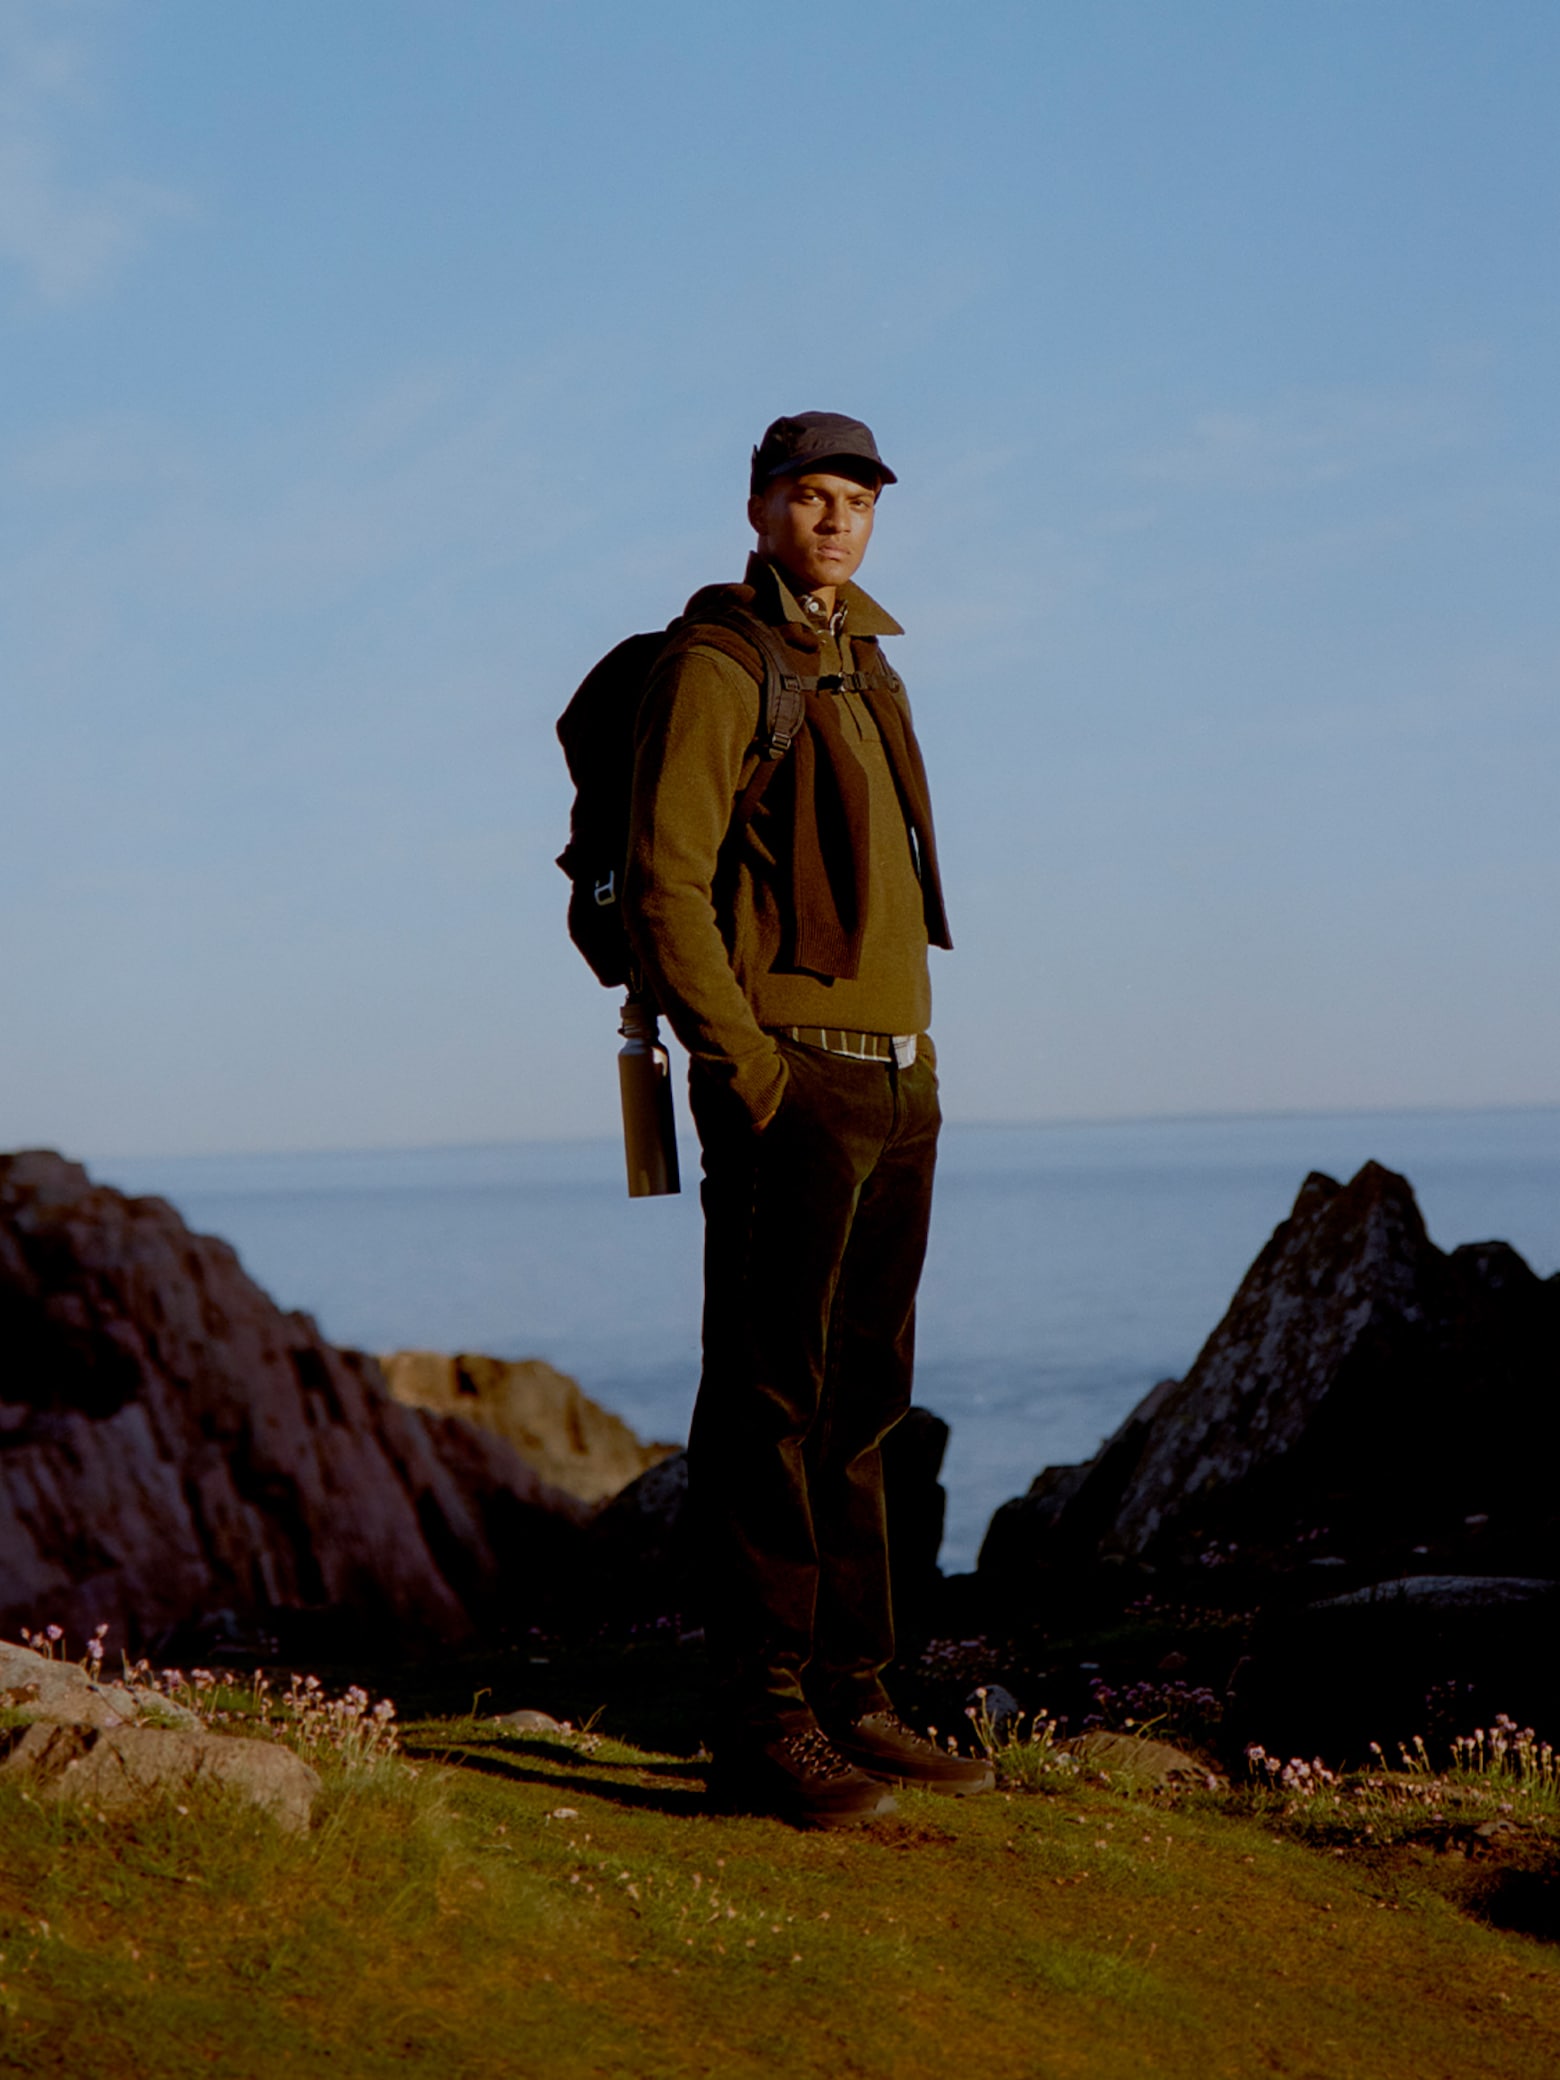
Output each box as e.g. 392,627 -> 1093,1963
748,469 -> 878,599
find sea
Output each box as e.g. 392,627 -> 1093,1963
92,1107 -> 1560,1573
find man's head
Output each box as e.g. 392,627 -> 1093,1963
749,411 -> 897,498
748,411 -> 894,602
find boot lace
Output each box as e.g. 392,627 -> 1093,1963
857,1710 -> 938,1754
776,1727 -> 856,1780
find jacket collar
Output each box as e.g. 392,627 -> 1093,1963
744,553 -> 904,639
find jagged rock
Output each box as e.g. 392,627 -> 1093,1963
1227,1577 -> 1560,1763
980,1162 -> 1560,1598
1313,1574 -> 1560,1614
883,1405 -> 950,1640
0,1718 -> 319,1830
583,1404 -> 952,1632
585,1450 -> 691,1613
0,1151 -> 588,1653
379,1349 -> 677,1509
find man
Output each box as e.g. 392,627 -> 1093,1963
625,411 -> 993,1825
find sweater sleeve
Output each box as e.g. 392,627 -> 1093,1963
624,642 -> 788,1123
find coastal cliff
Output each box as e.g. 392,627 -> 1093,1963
0,1151 -> 608,1651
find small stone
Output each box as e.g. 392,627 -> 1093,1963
1060,1730 -> 1226,1791
966,1683 -> 1020,1735
0,1640 -> 199,1732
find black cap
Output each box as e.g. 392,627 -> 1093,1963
750,411 -> 897,494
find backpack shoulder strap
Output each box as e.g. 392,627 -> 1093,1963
829,631 -> 900,701
663,600 -> 820,823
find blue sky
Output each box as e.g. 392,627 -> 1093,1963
3,0 -> 1557,1156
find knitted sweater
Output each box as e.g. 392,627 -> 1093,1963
625,558 -> 944,1122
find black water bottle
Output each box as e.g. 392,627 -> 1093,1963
617,994 -> 681,1198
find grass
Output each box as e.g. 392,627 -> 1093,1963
4,1684 -> 1560,2080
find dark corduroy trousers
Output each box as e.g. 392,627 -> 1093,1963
686,1036 -> 940,1742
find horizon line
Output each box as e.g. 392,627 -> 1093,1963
51,1093 -> 1560,1169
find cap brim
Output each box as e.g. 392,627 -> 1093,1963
759,451 -> 896,488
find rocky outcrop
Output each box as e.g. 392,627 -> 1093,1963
379,1350 -> 676,1509
0,1635 -> 320,1827
1,1717 -> 320,1830
1,1635 -> 197,1730
0,1151 -> 588,1654
980,1162 -> 1560,1597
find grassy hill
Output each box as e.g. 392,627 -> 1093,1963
4,1651 -> 1560,2079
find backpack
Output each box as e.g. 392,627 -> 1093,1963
555,597 -> 816,990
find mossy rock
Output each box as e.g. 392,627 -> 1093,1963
1061,1729 -> 1223,1789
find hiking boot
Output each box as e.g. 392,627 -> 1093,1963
707,1724 -> 898,1829
827,1710 -> 996,1796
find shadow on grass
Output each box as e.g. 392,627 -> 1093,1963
1477,1868 -> 1560,1943
405,1730 -> 710,1819
384,1638 -> 712,1759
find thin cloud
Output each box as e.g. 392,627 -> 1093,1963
0,367 -> 600,709
0,0 -> 188,304
1129,383 -> 1475,493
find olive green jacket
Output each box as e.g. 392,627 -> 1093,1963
625,558 -> 939,1122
